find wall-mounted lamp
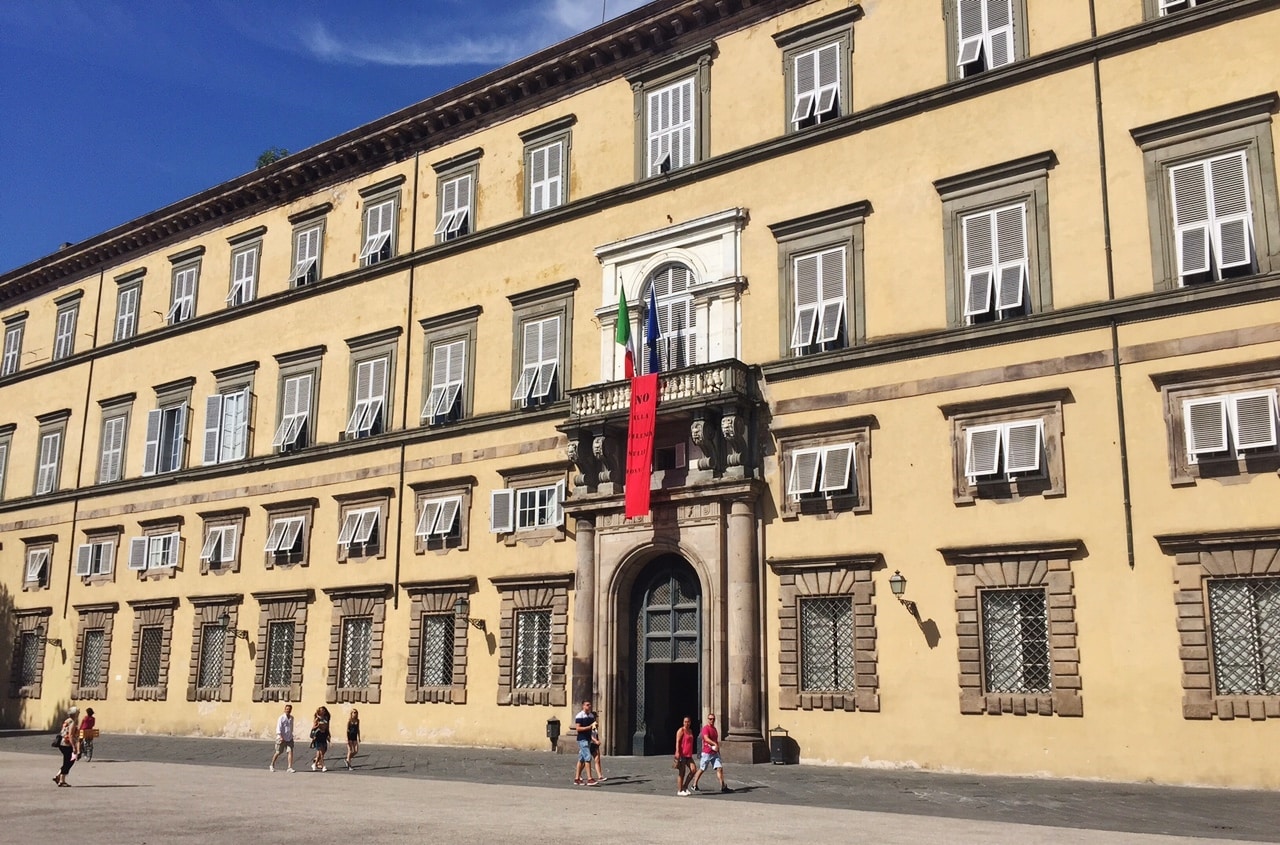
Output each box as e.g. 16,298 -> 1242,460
453,597 -> 486,632
888,570 -> 920,620
217,610 -> 250,641
16,623 -> 62,649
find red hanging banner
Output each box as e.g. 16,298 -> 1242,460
624,373 -> 659,518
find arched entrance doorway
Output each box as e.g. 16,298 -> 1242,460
625,554 -> 701,755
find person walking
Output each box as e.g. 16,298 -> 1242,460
572,700 -> 598,786
690,712 -> 732,794
78,708 -> 97,761
343,709 -> 360,770
674,715 -> 696,796
309,706 -> 331,772
268,704 -> 295,773
53,705 -> 81,787
589,719 -> 606,782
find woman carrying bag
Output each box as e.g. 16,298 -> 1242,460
53,705 -> 81,786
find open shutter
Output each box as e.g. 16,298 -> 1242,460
165,533 -> 181,568
280,517 -> 303,552
548,479 -> 566,527
355,509 -> 379,545
1003,420 -> 1042,474
367,357 -> 387,432
272,377 -> 298,448
1231,390 -> 1278,451
533,316 -> 560,399
202,394 -> 224,465
128,537 -> 149,570
791,253 -> 820,349
530,144 -> 547,213
1170,161 -> 1211,279
36,432 -> 60,493
962,212 -> 995,317
427,344 -> 451,419
221,525 -> 238,564
787,448 -> 821,496
101,415 -> 126,482
443,341 -> 465,419
416,499 -> 442,538
1209,152 -> 1254,271
1184,396 -> 1229,457
223,390 -> 249,461
816,248 -> 847,344
791,48 -> 817,124
965,425 -> 1002,478
675,79 -> 694,170
264,518 -> 288,553
814,42 -> 840,115
337,511 -> 362,546
513,321 -> 541,401
994,203 -> 1028,310
98,540 -> 115,575
436,497 -> 461,536
543,140 -> 563,210
984,0 -> 1014,69
200,529 -> 221,562
347,361 -> 372,436
819,444 -> 855,493
648,86 -> 668,174
490,488 -> 515,533
956,0 -> 985,66
76,544 -> 93,577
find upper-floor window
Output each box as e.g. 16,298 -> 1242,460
289,224 -> 323,287
128,530 -> 182,573
272,347 -> 322,453
521,117 -> 574,216
646,264 -> 696,371
961,202 -> 1029,322
415,493 -> 464,549
97,398 -> 131,484
512,315 -> 561,405
346,356 -> 388,439
426,339 -> 465,425
629,47 -> 713,181
942,390 -> 1068,504
646,77 -> 695,176
3,317 -> 25,376
336,492 -> 390,562
25,545 -> 51,590
53,301 -> 79,361
228,243 -> 259,306
490,479 -> 565,535
359,181 -> 401,267
1153,0 -> 1211,15
167,257 -> 201,325
198,512 -> 245,574
778,419 -> 872,518
114,278 -> 141,342
1168,152 -> 1256,285
508,281 -> 575,408
75,537 -> 117,580
262,498 -> 315,569
0,425 -> 12,500
775,9 -> 858,134
435,172 -> 473,242
202,387 -> 250,465
965,419 -> 1043,481
948,0 -> 1025,80
35,427 -> 64,495
1184,390 -> 1278,462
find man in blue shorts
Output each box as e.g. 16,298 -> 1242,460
573,700 -> 598,786
691,712 -> 732,793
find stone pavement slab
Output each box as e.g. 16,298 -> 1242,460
2,731 -> 1275,843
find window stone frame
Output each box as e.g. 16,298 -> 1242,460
767,555 -> 881,711
262,498 -> 317,569
226,225 -> 265,308
491,572 -> 572,707
197,508 -> 248,576
2,311 -> 26,377
344,327 -> 401,440
323,584 -> 390,705
72,602 -> 117,700
403,579 -> 475,704
410,477 -> 474,556
126,597 -> 177,701
432,149 -> 482,244
133,516 -> 185,581
519,115 -> 575,216
251,588 -> 312,702
9,608 -> 53,699
1131,94 -> 1280,291
774,416 -> 874,518
287,203 -> 330,288
942,540 -> 1084,717
941,388 -> 1070,504
941,0 -> 1030,83
34,409 -> 70,496
186,595 -> 242,703
420,306 -> 480,427
773,7 -> 860,135
146,377 -> 195,477
1151,356 -> 1280,486
22,536 -> 56,593
166,246 -> 204,325
335,488 -> 392,563
358,176 -> 404,267
52,289 -> 82,362
96,393 -> 133,485
495,463 -> 570,547
78,525 -> 122,586
113,270 -> 143,342
935,152 -> 1055,329
508,279 -> 576,410
627,42 -> 715,181
1158,528 -> 1280,720
273,345 -> 325,453
770,201 -> 870,358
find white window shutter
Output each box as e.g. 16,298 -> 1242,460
791,49 -> 817,123
1184,396 -> 1228,457
490,488 -> 515,533
202,394 -> 224,466
544,140 -> 563,210
444,341 -> 465,418
819,444 -> 855,493
128,537 -> 149,570
1231,390 -> 1278,451
549,479 -> 566,527
280,517 -> 303,552
416,499 -> 442,539
436,497 -> 461,535
984,0 -> 1015,69
37,432 -> 60,494
965,425 -> 1002,478
355,509 -> 379,545
787,448 -> 821,496
76,544 -> 93,577
165,532 -> 181,568
101,415 -> 126,482
956,0 -> 984,66
814,43 -> 840,115
791,253 -> 821,349
1170,161 -> 1211,279
367,357 -> 388,432
816,248 -> 847,344
337,511 -> 362,546
223,390 -> 249,461
962,212 -> 995,317
533,316 -> 561,399
264,518 -> 288,554
221,525 -> 239,564
98,540 -> 115,575
1003,420 -> 1043,474
1210,152 -> 1254,271
200,530 -> 221,562
427,344 -> 451,419
513,321 -> 541,401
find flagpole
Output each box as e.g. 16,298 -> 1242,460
602,1 -> 607,24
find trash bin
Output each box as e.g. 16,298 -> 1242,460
546,717 -> 561,752
769,726 -> 793,765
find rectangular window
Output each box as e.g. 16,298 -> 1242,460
790,248 -> 847,353
424,340 -> 465,424
791,43 -> 841,129
339,617 -> 373,688
964,418 -> 1044,481
75,539 -> 116,578
129,533 -> 181,571
201,389 -> 250,465
137,626 -> 164,688
18,632 -> 40,687
1169,151 -> 1256,285
271,373 -> 312,451
199,524 -> 239,569
1207,577 -> 1280,695
345,356 -> 388,438
359,199 -> 396,266
228,244 -> 258,306
0,434 -> 10,501
1159,0 -> 1207,14
980,588 -> 1050,694
167,265 -> 199,325
264,516 -> 305,558
197,624 -> 225,690
115,284 -> 140,342
289,225 -> 322,287
25,548 -> 50,588
415,495 -> 462,541
35,430 -> 62,495
98,414 -> 127,483
646,77 -> 695,177
511,315 -> 560,404
955,0 -> 1017,78
490,481 -> 565,534
2,322 -> 22,376
265,621 -> 295,689
142,404 -> 188,475
799,596 -> 855,692
337,506 -> 380,557
514,609 -> 551,688
53,305 -> 78,361
786,443 -> 856,500
419,613 -> 455,687
527,140 -> 565,214
1183,389 -> 1279,461
961,202 -> 1029,322
434,173 -> 473,241
80,629 -> 104,688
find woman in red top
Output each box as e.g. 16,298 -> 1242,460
673,715 -> 695,796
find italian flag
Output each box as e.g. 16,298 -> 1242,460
616,288 -> 637,378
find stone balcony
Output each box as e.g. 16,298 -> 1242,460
566,359 -> 758,422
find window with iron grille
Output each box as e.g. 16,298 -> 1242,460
18,632 -> 40,687
80,629 -> 104,689
799,596 -> 855,692
1208,577 -> 1280,695
980,588 -> 1050,694
265,621 -> 295,689
514,609 -> 551,689
137,625 -> 164,688
340,616 -> 373,688
197,623 -> 225,690
420,613 -> 455,687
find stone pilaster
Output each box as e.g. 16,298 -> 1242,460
572,516 -> 597,709
723,497 -> 768,762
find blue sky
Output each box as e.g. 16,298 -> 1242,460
0,0 -> 649,276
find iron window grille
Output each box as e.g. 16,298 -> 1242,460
980,588 -> 1050,694
514,609 -> 552,688
799,596 -> 856,692
137,626 -> 164,688
339,617 -> 373,688
1207,577 -> 1280,695
197,624 -> 225,690
265,621 -> 295,689
80,629 -> 104,688
419,613 -> 455,687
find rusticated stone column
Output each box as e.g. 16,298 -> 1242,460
723,497 -> 767,762
571,516 -> 597,709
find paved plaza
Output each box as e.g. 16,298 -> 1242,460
3,731 -> 1276,844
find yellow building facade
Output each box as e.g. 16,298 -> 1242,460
2,0 -> 1279,787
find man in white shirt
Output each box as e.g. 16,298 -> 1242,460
268,704 -> 295,773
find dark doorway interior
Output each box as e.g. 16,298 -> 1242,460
644,662 -> 700,754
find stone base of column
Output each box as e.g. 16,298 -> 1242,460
720,735 -> 770,764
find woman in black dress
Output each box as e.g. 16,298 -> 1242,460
344,709 -> 360,770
